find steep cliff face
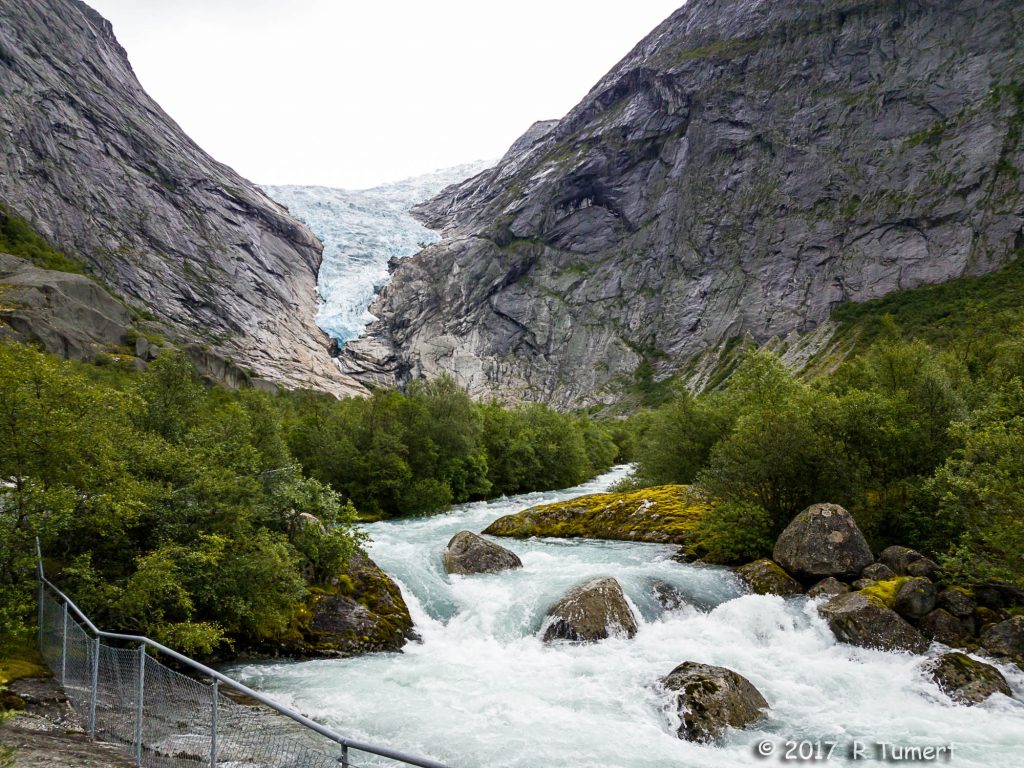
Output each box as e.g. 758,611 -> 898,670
343,0 -> 1024,408
0,0 -> 364,396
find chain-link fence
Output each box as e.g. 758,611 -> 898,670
36,545 -> 449,768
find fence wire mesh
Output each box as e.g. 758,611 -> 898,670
36,582 -> 433,768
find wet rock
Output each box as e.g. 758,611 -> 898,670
851,578 -> 876,591
861,562 -> 895,582
893,577 -> 938,622
819,592 -> 929,654
980,616 -> 1024,660
660,661 -> 769,742
442,531 -> 522,576
773,504 -> 873,581
924,652 -> 1011,705
919,609 -> 972,647
937,588 -> 976,619
649,579 -> 691,611
807,577 -> 850,599
734,559 -> 802,596
302,550 -> 416,656
542,577 -> 638,643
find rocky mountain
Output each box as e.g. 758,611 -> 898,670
342,0 -> 1024,408
0,0 -> 363,396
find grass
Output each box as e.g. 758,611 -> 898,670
0,204 -> 87,275
831,253 -> 1024,351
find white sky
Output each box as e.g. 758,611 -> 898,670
85,0 -> 683,190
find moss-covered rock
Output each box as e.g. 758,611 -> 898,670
734,559 -> 802,596
292,549 -> 415,657
893,577 -> 938,621
660,661 -> 769,742
483,485 -> 707,544
819,591 -> 929,654
924,652 -> 1011,705
858,578 -> 911,609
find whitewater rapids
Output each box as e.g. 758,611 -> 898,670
229,467 -> 1024,767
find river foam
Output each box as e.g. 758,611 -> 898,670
229,467 -> 1024,767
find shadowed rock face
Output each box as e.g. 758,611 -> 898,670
342,0 -> 1024,408
924,652 -> 1011,705
819,591 -> 929,654
0,0 -> 364,396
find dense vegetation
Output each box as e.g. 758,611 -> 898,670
0,205 -> 87,274
0,343 -> 619,657
629,257 -> 1024,588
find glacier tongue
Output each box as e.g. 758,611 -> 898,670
265,160 -> 492,344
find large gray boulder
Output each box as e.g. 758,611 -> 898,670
980,616 -> 1024,660
660,662 -> 769,742
443,531 -> 522,576
924,652 -> 1011,705
893,577 -> 938,622
773,504 -> 873,581
734,559 -> 802,596
919,609 -> 972,647
807,577 -> 850,599
542,577 -> 638,643
819,592 -> 929,654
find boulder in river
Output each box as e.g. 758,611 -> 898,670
773,503 -> 873,581
861,562 -> 895,582
734,559 -> 802,596
924,652 -> 1011,705
443,531 -> 522,576
649,579 -> 692,611
818,592 -> 929,654
980,616 -> 1024,660
542,577 -> 638,643
937,587 -> 976,619
660,661 -> 769,742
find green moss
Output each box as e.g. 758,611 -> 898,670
859,577 -> 910,608
483,485 -> 709,544
0,645 -> 49,684
0,204 -> 87,274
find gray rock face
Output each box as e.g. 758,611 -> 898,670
0,0 -> 363,397
773,504 -> 873,581
341,0 -> 1024,408
542,577 -> 638,643
861,563 -> 895,582
734,559 -> 802,596
937,588 -> 976,619
919,609 -> 972,647
442,531 -> 523,576
819,592 -> 929,654
0,253 -> 130,359
660,661 -> 768,742
924,652 -> 1011,705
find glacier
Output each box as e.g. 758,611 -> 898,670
265,161 -> 492,344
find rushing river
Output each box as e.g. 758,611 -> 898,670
229,467 -> 1024,767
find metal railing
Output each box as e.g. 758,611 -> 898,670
35,539 -> 450,768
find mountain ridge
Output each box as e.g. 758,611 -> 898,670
342,0 -> 1024,408
0,0 -> 364,396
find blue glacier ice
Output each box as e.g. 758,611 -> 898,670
265,161 -> 491,345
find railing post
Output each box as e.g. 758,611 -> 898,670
341,744 -> 349,767
60,601 -> 68,685
210,679 -> 218,768
89,635 -> 100,739
135,643 -> 145,766
35,538 -> 44,653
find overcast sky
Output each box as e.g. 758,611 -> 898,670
85,0 -> 682,190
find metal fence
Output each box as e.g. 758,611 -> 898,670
35,540 -> 449,768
